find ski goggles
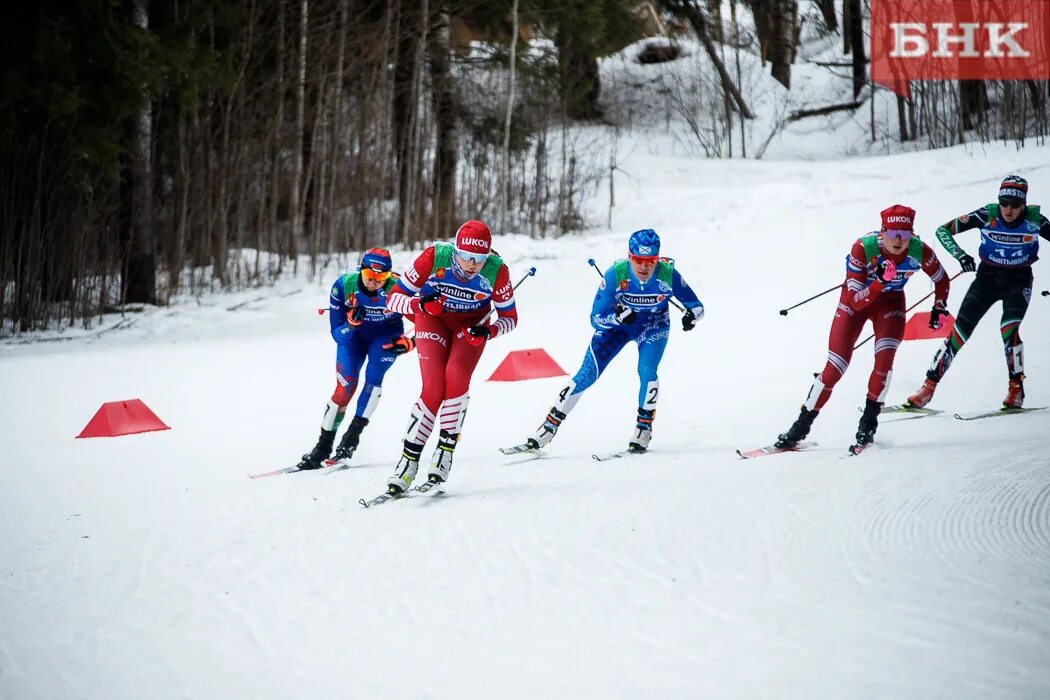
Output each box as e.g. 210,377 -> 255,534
629,253 -> 659,265
883,229 -> 913,240
455,248 -> 489,265
998,198 -> 1024,210
361,267 -> 391,283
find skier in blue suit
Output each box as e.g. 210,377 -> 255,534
524,229 -> 705,453
297,247 -> 415,469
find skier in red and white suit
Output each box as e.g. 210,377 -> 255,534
775,205 -> 951,449
383,220 -> 518,493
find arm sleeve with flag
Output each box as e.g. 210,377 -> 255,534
671,268 -> 703,311
920,242 -> 951,305
488,263 -> 518,338
590,268 -> 619,330
935,207 -> 989,260
386,247 -> 436,316
843,239 -> 886,313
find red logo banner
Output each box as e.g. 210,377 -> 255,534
871,1 -> 1050,97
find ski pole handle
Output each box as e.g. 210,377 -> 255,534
854,271 -> 964,350
588,258 -> 685,312
1041,290 -> 1049,297
779,283 -> 842,316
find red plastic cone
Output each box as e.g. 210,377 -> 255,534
76,399 -> 171,438
487,348 -> 568,382
903,311 -> 954,341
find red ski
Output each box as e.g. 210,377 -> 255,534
736,441 -> 817,459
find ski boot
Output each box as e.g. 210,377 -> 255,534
855,398 -> 881,446
297,429 -> 336,470
331,415 -> 368,463
628,408 -> 655,453
526,407 -> 567,450
1003,374 -> 1025,409
905,377 -> 938,408
386,441 -> 424,494
427,430 -> 459,484
775,407 -> 818,449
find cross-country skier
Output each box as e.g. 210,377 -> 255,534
775,205 -> 951,451
297,248 -> 415,469
906,175 -> 1050,410
382,220 -> 518,494
523,228 -> 704,453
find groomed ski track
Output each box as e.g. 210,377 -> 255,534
2,142 -> 1049,698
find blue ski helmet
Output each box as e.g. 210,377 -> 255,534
628,228 -> 660,257
360,247 -> 393,273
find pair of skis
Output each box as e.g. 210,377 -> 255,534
736,404 -> 1045,459
358,480 -> 445,508
498,443 -> 646,462
247,457 -> 354,479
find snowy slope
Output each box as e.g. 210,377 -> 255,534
2,141 -> 1050,699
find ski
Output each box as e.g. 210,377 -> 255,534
359,490 -> 405,508
953,406 -> 1047,421
736,441 -> 817,459
248,459 -> 353,479
499,443 -> 537,455
861,404 -> 943,423
408,480 -> 446,498
592,449 -> 646,461
847,442 -> 872,456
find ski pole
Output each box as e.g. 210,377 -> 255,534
1041,290 -> 1049,297
854,271 -> 965,350
779,283 -> 842,316
478,266 -> 537,325
587,258 -> 685,312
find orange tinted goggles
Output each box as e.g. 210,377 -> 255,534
361,267 -> 391,283
629,254 -> 658,265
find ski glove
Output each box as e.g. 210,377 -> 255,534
412,291 -> 444,316
929,301 -> 949,330
874,258 -> 897,283
383,334 -> 415,355
682,305 -> 703,331
614,303 -> 637,325
958,253 -> 977,273
456,324 -> 491,348
346,302 -> 366,326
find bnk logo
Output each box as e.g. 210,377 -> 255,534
872,1 -> 1050,97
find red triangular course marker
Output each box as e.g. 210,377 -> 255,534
903,311 -> 954,342
76,399 -> 171,438
487,348 -> 568,382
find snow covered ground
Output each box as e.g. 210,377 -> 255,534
3,136 -> 1050,697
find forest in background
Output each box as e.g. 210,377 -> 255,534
2,0 -> 1048,335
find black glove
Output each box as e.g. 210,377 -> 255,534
681,306 -> 703,331
614,303 -> 637,325
874,258 -> 897,283
346,303 -> 366,326
958,254 -> 976,273
382,335 -> 415,355
929,301 -> 949,330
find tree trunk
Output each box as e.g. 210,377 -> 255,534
817,0 -> 836,32
289,0 -> 308,264
769,0 -> 795,89
842,0 -> 851,54
960,80 -> 988,131
897,94 -> 910,141
392,0 -> 421,240
125,0 -> 156,304
429,3 -> 457,239
501,0 -> 520,230
670,0 -> 754,118
745,0 -> 773,63
555,23 -> 602,121
706,0 -> 722,42
849,0 -> 865,98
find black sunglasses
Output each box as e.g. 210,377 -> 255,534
999,198 -> 1024,209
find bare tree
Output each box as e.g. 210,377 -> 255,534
126,0 -> 156,304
